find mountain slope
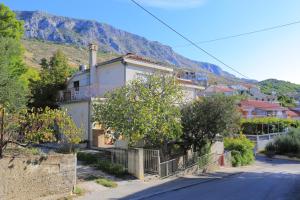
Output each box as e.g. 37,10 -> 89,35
259,79 -> 300,95
16,10 -> 235,79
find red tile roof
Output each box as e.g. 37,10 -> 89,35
239,100 -> 284,111
286,109 -> 300,118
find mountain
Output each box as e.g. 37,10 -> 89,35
16,10 -> 237,80
259,79 -> 300,96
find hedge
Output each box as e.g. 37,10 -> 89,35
241,117 -> 300,135
224,135 -> 255,167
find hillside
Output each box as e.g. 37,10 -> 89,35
259,79 -> 300,96
16,10 -> 236,80
22,39 -> 236,85
22,39 -> 118,69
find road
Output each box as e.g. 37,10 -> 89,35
144,156 -> 300,200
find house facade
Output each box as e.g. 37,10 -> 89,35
239,99 -> 287,119
60,44 -> 205,147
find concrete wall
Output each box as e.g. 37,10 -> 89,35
61,101 -> 90,141
0,154 -> 76,200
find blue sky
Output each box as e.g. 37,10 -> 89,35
2,0 -> 300,84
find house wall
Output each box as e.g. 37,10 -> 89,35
125,63 -> 169,83
66,72 -> 90,100
61,101 -> 90,141
97,62 -> 125,97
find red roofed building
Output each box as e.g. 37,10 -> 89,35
201,85 -> 237,96
286,109 -> 300,120
239,100 -> 287,119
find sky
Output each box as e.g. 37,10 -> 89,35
2,0 -> 300,84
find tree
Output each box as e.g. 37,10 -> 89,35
0,4 -> 24,40
93,75 -> 183,154
29,50 -> 71,108
0,107 -> 83,157
181,95 -> 241,152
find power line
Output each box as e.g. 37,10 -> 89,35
130,0 -> 250,79
174,20 -> 300,48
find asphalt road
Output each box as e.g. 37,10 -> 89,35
146,156 -> 300,200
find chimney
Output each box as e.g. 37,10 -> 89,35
89,43 -> 98,93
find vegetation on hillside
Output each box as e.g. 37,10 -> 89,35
22,39 -> 118,69
259,79 -> 300,96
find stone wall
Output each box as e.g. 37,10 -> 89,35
0,153 -> 76,200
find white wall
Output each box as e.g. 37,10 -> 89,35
125,64 -> 165,83
66,72 -> 90,100
61,101 -> 90,140
97,62 -> 125,97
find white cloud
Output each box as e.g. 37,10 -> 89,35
135,0 -> 206,9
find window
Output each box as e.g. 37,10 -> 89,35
73,81 -> 80,91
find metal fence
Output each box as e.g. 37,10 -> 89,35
144,149 -> 160,174
109,148 -> 128,170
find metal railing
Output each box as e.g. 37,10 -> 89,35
109,148 -> 128,170
144,149 -> 160,174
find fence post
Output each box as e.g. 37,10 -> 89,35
158,151 -> 161,176
128,148 -> 144,180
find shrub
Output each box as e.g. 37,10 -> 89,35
95,160 -> 127,178
73,186 -> 85,196
77,152 -> 98,165
265,128 -> 300,157
95,178 -> 118,188
224,135 -> 255,167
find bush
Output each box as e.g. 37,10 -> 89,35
224,135 -> 255,167
265,128 -> 300,157
96,160 -> 127,178
95,178 -> 118,188
73,186 -> 85,196
77,152 -> 98,165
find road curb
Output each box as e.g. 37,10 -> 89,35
131,172 -> 243,200
257,153 -> 300,162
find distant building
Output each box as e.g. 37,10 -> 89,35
239,100 -> 287,119
200,85 -> 237,96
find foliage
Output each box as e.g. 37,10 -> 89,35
93,75 -> 183,149
95,178 -> 118,188
0,107 -> 82,157
265,128 -> 300,157
73,186 -> 85,196
29,50 -> 72,108
224,135 -> 255,167
77,152 -> 98,165
0,37 -> 29,111
0,4 -> 24,40
259,79 -> 300,96
181,95 -> 241,151
277,95 -> 297,107
95,160 -> 127,178
241,117 -> 300,135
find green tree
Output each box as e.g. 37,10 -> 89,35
0,107 -> 83,157
181,95 -> 241,152
93,75 -> 183,155
0,3 -> 24,40
29,50 -> 71,108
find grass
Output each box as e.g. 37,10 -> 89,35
73,186 -> 85,196
95,178 -> 118,188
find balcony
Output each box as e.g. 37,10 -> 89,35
58,85 -> 93,102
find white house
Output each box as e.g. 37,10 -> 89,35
60,44 -> 205,147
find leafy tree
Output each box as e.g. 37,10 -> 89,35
93,75 -> 183,155
29,50 -> 71,108
0,3 -> 24,40
0,107 -> 83,157
181,95 -> 241,152
277,95 -> 296,108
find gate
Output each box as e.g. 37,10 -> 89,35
144,149 -> 160,174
